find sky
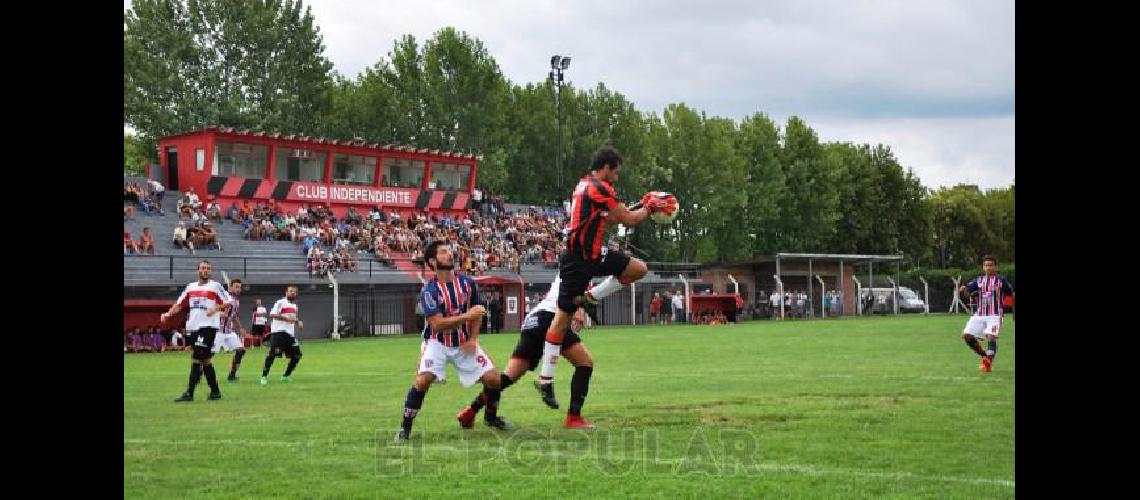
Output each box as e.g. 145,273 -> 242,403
125,0 -> 1014,189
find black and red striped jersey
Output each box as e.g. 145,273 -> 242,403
566,174 -> 619,260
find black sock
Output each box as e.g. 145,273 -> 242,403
986,340 -> 998,361
262,353 -> 275,377
964,336 -> 986,357
284,355 -> 302,376
203,364 -> 220,394
569,366 -> 593,416
470,392 -> 486,413
402,386 -> 426,432
230,350 -> 245,376
186,363 -> 202,395
472,374 -> 514,413
483,387 -> 502,421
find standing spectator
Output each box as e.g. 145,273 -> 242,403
732,293 -> 744,324
650,292 -> 663,325
487,292 -> 502,334
672,291 -> 686,324
824,291 -> 832,317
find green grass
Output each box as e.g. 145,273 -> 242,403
124,314 -> 1014,499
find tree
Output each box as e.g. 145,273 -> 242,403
124,133 -> 150,177
124,0 -> 335,144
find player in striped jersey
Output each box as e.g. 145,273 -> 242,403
537,146 -> 676,404
260,286 -> 303,384
959,255 -> 1015,373
162,260 -> 233,402
396,240 -> 511,442
458,274 -> 599,429
211,279 -> 248,382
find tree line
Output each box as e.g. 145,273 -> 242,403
125,0 -> 1013,268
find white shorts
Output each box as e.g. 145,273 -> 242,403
212,332 -> 245,353
963,315 -> 1003,337
416,339 -> 495,387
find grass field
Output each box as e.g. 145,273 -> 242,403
124,314 -> 1014,499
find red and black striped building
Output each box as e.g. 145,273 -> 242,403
152,126 -> 480,218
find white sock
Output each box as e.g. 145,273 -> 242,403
590,276 -> 625,301
538,341 -> 560,382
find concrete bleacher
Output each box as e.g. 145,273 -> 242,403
122,179 -> 679,287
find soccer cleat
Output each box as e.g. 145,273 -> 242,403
535,380 -> 560,409
227,374 -> 238,382
207,392 -> 223,401
280,375 -> 292,383
394,428 -> 410,443
259,376 -> 268,385
981,357 -> 993,373
457,407 -> 477,429
484,417 -> 514,431
574,293 -> 602,326
173,392 -> 194,402
565,414 -> 597,430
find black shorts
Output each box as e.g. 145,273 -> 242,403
251,324 -> 267,335
557,248 -> 632,313
189,327 -> 218,360
511,311 -> 583,371
268,331 -> 302,357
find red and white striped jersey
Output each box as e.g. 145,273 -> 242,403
176,280 -> 234,331
221,296 -> 240,334
270,298 -> 299,336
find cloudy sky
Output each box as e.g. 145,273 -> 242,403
126,0 -> 1014,189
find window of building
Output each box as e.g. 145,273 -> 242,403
430,163 -> 471,191
332,154 -> 377,186
383,158 -> 426,188
214,142 -> 269,178
274,147 -> 327,182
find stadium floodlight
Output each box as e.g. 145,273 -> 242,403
549,54 -> 571,196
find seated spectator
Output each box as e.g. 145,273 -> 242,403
138,227 -> 155,255
147,179 -> 166,205
124,203 -> 136,220
130,328 -> 147,352
186,187 -> 201,209
124,230 -> 140,254
196,222 -> 222,250
307,245 -> 323,276
173,222 -> 195,253
170,328 -> 185,351
206,200 -> 222,222
141,195 -> 163,216
228,202 -> 241,223
148,327 -> 166,353
340,247 -> 359,272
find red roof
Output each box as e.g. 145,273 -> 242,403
157,125 -> 482,160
